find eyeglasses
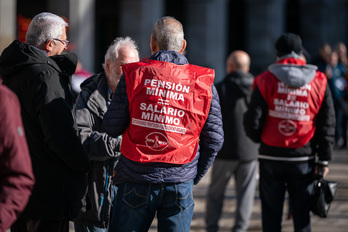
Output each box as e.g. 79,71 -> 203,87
52,38 -> 71,48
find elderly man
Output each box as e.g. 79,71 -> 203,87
103,16 -> 224,232
73,37 -> 139,232
0,12 -> 90,232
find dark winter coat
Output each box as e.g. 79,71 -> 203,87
103,50 -> 224,185
74,72 -> 121,228
215,71 -> 259,161
0,80 -> 35,231
0,40 -> 90,220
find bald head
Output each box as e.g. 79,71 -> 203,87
226,50 -> 250,74
150,16 -> 186,54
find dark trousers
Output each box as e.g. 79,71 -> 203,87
11,218 -> 69,232
259,159 -> 315,232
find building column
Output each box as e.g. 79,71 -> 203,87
118,0 -> 164,59
0,0 -> 16,54
185,0 -> 228,83
69,0 -> 95,72
245,0 -> 286,74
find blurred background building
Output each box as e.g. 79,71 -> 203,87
0,0 -> 347,82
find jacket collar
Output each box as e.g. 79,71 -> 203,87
149,50 -> 188,65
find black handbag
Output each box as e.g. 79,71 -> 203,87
310,176 -> 338,218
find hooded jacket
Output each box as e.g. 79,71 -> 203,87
103,50 -> 224,185
215,71 -> 259,161
244,57 -> 335,162
0,40 -> 90,220
74,72 -> 121,228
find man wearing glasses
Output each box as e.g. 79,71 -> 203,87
52,38 -> 71,49
0,12 -> 90,232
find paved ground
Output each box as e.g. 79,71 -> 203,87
148,148 -> 348,232
59,149 -> 348,232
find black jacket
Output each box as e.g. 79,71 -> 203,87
215,71 -> 259,161
0,40 -> 90,220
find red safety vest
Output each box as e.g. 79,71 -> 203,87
256,70 -> 327,148
120,60 -> 214,164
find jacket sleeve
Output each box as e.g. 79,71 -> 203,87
314,83 -> 336,161
194,84 -> 224,184
243,85 -> 268,143
74,91 -> 121,162
103,75 -> 130,137
38,71 -> 90,174
0,86 -> 35,231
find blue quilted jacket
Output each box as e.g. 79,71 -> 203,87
103,50 -> 224,185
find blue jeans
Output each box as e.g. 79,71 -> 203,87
74,185 -> 118,232
109,180 -> 194,232
259,159 -> 314,232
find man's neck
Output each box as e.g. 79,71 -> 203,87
29,44 -> 48,57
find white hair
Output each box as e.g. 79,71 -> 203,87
103,37 -> 139,68
151,16 -> 184,52
26,12 -> 68,47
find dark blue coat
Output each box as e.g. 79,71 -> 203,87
103,50 -> 224,185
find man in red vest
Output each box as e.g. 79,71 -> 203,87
103,16 -> 224,232
244,33 -> 336,232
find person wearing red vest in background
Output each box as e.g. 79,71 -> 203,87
103,16 -> 224,232
244,33 -> 336,232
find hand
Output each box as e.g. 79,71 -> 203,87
315,165 -> 329,178
322,166 -> 329,177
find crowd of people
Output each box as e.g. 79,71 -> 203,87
0,10 -> 346,232
312,42 -> 348,149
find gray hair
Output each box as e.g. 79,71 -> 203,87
151,16 -> 184,52
26,12 -> 68,47
103,37 -> 139,67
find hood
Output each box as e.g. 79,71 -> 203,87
80,73 -> 101,93
0,40 -> 48,77
50,52 -> 78,76
80,72 -> 108,118
268,58 -> 317,88
223,71 -> 254,98
0,40 -> 77,80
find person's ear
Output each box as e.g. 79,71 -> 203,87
105,59 -> 111,77
45,39 -> 55,54
179,39 -> 187,54
150,36 -> 159,54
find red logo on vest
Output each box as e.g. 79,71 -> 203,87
145,132 -> 169,151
